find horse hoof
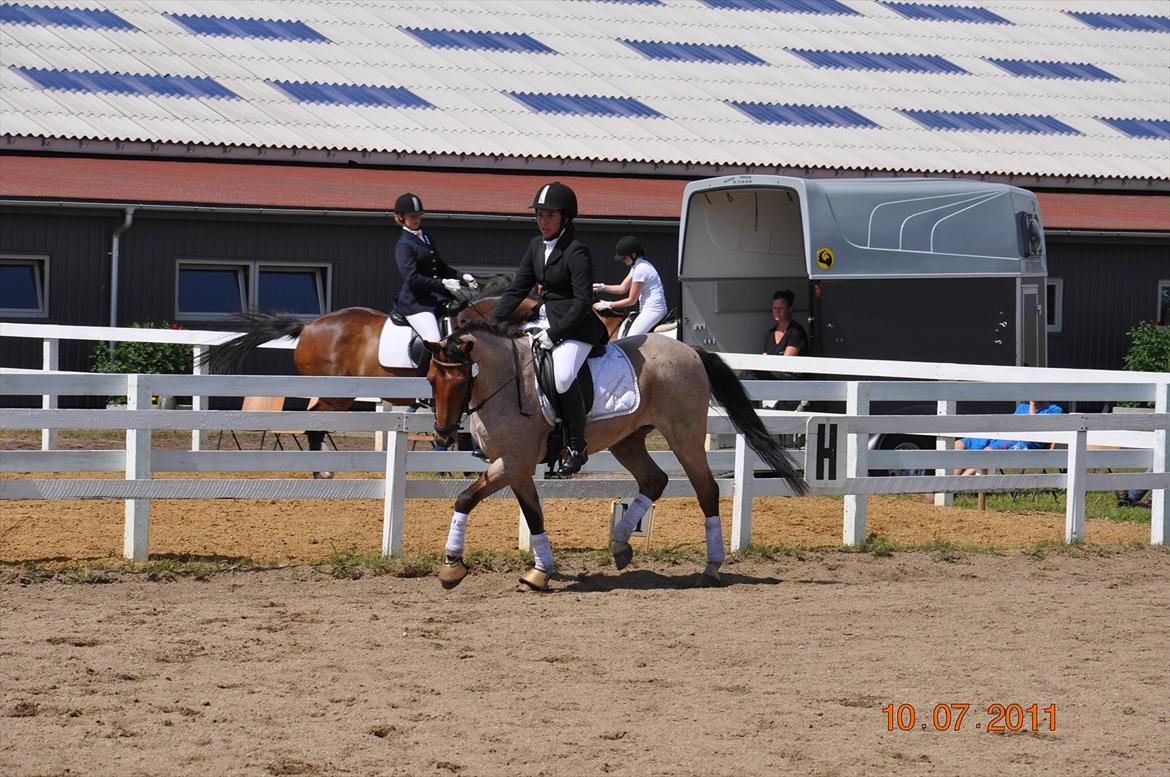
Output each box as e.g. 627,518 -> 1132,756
517,568 -> 552,592
612,542 -> 633,570
700,563 -> 723,586
313,471 -> 334,480
438,557 -> 468,589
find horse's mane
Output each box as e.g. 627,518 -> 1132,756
449,317 -> 524,341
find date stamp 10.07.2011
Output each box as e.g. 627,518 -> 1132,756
882,703 -> 1057,733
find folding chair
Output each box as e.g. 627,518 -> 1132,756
216,396 -> 310,451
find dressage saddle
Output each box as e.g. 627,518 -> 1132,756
531,341 -> 604,472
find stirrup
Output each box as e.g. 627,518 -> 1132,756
555,448 -> 588,478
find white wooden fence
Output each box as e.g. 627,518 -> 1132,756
1,322 -> 1166,561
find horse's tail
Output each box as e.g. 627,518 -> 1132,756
203,312 -> 306,374
695,347 -> 808,496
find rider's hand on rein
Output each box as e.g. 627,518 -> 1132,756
534,330 -> 555,350
442,278 -> 462,293
593,300 -> 612,311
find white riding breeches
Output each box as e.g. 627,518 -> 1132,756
405,311 -> 441,343
622,306 -> 668,337
552,338 -> 592,394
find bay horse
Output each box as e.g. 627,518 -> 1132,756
424,319 -> 807,591
205,293 -> 534,472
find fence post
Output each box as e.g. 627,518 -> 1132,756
123,374 -> 152,561
374,401 -> 389,452
191,345 -> 207,451
842,382 -> 870,546
1151,381 -> 1168,545
731,432 -> 754,551
1064,429 -> 1088,543
41,337 -> 58,451
934,399 -> 955,507
381,429 -> 407,557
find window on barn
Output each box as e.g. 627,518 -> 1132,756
1159,280 -> 1169,326
1045,277 -> 1063,333
0,255 -> 49,317
176,260 -> 330,320
258,265 -> 328,316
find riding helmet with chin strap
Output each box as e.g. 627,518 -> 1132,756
394,192 -> 424,215
531,182 -> 578,221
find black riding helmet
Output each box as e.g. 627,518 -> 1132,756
531,181 -> 578,221
614,235 -> 643,261
394,192 -> 424,215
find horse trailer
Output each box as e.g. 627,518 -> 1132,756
677,175 -> 1048,369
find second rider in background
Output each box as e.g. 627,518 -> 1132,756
592,235 -> 668,337
392,192 -> 477,342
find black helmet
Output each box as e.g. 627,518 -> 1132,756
531,181 -> 578,221
394,192 -> 423,215
614,235 -> 643,261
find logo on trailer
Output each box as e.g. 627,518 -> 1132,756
816,246 -> 835,271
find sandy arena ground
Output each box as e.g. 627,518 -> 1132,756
2,434 -> 1167,775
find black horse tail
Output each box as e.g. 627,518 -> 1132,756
203,312 -> 305,374
695,347 -> 808,496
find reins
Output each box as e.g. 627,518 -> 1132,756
432,337 -> 535,437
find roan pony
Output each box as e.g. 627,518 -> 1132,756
425,319 -> 807,591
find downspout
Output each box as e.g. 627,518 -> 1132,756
108,207 -> 135,354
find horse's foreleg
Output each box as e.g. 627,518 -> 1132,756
439,457 -> 515,590
511,475 -> 554,592
607,431 -> 668,570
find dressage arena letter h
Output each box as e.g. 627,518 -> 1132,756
815,421 -> 838,482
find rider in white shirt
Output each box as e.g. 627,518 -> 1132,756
592,236 -> 668,337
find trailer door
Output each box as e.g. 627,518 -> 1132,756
1020,282 -> 1046,367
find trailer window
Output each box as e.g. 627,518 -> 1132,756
0,255 -> 48,317
1046,278 -> 1063,333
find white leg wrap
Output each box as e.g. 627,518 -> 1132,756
705,515 -> 725,564
531,532 -> 554,572
614,493 -> 653,544
444,511 -> 469,558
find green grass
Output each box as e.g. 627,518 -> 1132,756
950,489 -> 1151,523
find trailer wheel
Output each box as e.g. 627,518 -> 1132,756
879,435 -> 934,478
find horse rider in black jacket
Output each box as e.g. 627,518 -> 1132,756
490,182 -> 608,477
392,192 -> 476,342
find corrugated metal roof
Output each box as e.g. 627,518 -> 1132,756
0,0 -> 1167,181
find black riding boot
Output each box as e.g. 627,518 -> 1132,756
556,377 -> 589,477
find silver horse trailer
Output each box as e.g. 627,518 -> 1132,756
678,175 -> 1048,369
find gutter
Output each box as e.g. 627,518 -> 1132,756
0,198 -> 675,228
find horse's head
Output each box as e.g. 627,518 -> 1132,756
424,337 -> 477,449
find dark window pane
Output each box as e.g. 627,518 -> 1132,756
258,269 -> 322,314
0,264 -> 41,310
1046,282 -> 1058,327
178,267 -> 244,313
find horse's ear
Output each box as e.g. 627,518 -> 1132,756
423,340 -> 441,354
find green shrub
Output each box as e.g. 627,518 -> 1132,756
91,322 -> 192,404
1123,321 -> 1170,374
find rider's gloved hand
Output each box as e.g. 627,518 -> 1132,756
593,300 -> 612,311
591,282 -> 606,294
534,330 -> 555,351
441,278 -> 462,293
462,273 -> 479,291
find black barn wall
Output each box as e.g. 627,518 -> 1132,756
1045,234 -> 1169,371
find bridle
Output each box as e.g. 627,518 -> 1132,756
430,336 -> 534,442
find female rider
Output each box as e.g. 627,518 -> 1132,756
490,181 -> 608,478
392,192 -> 476,341
591,235 -> 668,337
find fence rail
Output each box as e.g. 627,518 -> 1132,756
2,323 -> 1166,560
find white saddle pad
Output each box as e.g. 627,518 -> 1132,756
537,343 -> 640,426
377,318 -> 416,369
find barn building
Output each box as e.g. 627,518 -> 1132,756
2,0 -> 1167,381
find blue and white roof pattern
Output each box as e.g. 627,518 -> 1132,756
1,0 -> 1168,180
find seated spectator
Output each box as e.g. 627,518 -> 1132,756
954,401 -> 1062,476
1117,489 -> 1151,509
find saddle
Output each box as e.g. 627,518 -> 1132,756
383,308 -> 428,370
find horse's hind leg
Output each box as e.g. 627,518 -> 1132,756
607,429 -> 668,570
659,421 -> 724,584
306,397 -> 353,479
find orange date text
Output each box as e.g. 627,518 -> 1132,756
882,703 -> 1057,733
